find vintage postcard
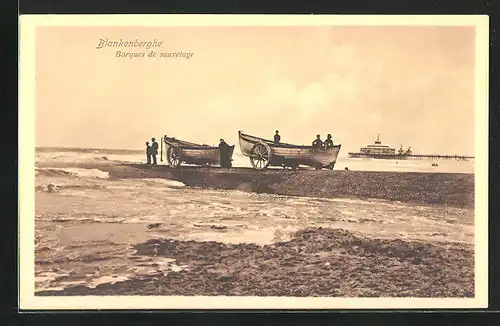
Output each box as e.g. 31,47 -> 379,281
19,15 -> 489,310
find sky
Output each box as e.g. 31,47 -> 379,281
35,25 -> 476,156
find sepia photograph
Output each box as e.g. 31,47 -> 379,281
19,15 -> 488,310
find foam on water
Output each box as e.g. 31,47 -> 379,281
134,178 -> 185,188
36,176 -> 473,245
335,157 -> 474,174
35,254 -> 187,292
36,150 -> 144,165
36,167 -> 110,179
34,149 -> 474,244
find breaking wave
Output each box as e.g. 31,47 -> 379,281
134,178 -> 186,188
36,167 -> 110,179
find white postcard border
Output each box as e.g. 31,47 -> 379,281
19,14 -> 489,310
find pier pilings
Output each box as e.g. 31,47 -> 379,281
347,153 -> 474,161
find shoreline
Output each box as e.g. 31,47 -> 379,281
35,161 -> 475,208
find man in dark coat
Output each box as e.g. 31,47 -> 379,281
312,135 -> 323,149
324,134 -> 334,149
219,139 -> 230,168
145,141 -> 152,164
151,137 -> 159,165
274,130 -> 281,145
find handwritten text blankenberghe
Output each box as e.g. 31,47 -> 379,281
97,38 -> 163,49
96,38 -> 194,59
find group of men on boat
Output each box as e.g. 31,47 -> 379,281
274,130 -> 335,149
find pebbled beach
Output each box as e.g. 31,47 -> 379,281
37,227 -> 473,297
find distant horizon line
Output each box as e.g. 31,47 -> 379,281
36,146 -> 144,152
34,146 -> 473,159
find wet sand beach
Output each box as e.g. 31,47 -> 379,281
34,157 -> 475,297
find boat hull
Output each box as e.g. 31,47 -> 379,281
164,136 -> 235,166
239,131 -> 341,169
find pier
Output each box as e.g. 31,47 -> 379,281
348,135 -> 474,161
347,153 -> 474,161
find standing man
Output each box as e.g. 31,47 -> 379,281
324,134 -> 334,149
145,141 -> 152,164
274,130 -> 281,145
151,137 -> 159,165
312,135 -> 323,149
218,139 -> 229,168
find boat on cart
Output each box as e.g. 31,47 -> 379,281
163,135 -> 235,168
238,131 -> 341,170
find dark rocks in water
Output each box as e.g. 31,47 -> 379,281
147,223 -> 162,229
47,183 -> 59,193
192,223 -> 227,230
217,275 -> 233,282
210,225 -> 227,230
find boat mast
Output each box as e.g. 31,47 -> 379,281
160,134 -> 164,162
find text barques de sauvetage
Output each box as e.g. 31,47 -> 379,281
96,38 -> 194,59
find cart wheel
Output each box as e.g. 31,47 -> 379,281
250,142 -> 271,170
167,146 -> 182,168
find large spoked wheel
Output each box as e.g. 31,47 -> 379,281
250,142 -> 271,170
167,146 -> 182,168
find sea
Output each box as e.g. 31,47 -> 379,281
34,148 -> 474,292
35,147 -> 475,173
